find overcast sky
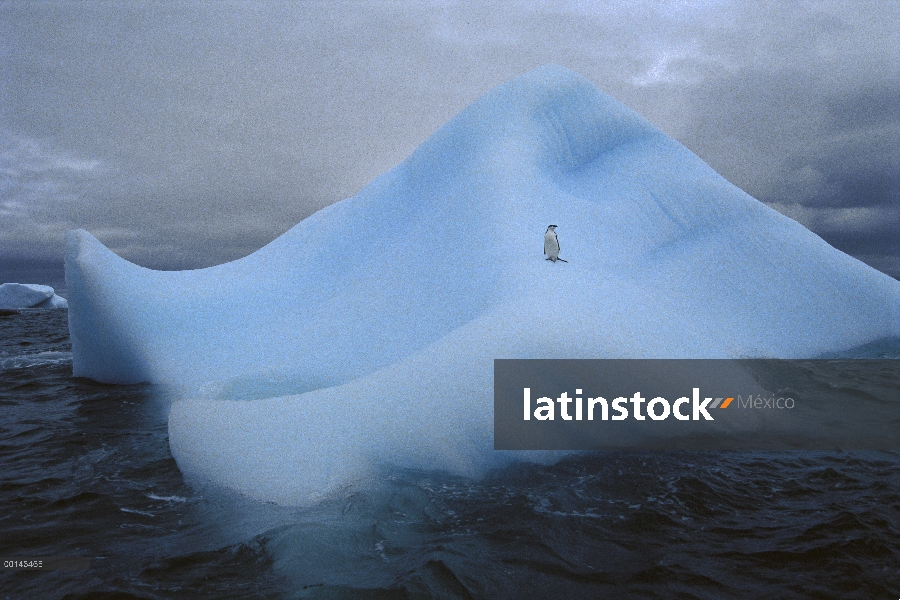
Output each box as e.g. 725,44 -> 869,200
2,1 -> 898,292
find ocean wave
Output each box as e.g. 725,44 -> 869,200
0,351 -> 73,371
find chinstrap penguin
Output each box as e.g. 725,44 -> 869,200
544,225 -> 567,262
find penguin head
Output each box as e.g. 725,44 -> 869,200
546,225 -> 558,232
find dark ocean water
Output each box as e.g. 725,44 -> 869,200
2,309 -> 899,599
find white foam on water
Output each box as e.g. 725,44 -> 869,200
0,351 -> 73,372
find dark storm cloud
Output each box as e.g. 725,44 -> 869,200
671,4 -> 900,277
679,68 -> 899,206
1,0 -> 899,285
826,84 -> 900,132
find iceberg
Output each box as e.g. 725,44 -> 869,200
65,66 -> 900,504
33,293 -> 69,309
0,283 -> 68,309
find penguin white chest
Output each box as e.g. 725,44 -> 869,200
544,230 -> 560,261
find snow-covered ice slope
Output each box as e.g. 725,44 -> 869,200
66,66 -> 900,504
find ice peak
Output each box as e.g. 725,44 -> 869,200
64,67 -> 900,504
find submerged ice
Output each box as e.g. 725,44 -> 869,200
65,66 -> 900,504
